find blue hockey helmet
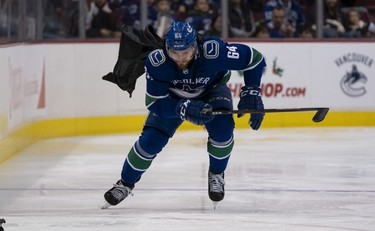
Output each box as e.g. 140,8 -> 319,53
165,21 -> 197,51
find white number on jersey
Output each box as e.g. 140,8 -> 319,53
226,46 -> 240,59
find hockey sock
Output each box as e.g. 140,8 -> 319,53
207,136 -> 234,174
121,142 -> 156,185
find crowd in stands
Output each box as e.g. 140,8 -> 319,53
1,0 -> 375,40
86,0 -> 375,39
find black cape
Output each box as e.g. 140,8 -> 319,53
102,24 -> 164,97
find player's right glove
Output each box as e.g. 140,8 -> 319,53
176,99 -> 215,126
237,85 -> 264,130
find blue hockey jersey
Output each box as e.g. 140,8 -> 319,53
144,36 -> 266,118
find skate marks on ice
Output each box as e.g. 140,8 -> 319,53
0,128 -> 375,230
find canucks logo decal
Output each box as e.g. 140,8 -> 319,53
340,65 -> 367,97
335,53 -> 373,97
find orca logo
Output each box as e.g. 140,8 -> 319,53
340,65 -> 367,97
335,52 -> 372,97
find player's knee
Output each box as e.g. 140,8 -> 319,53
138,127 -> 170,154
206,115 -> 234,142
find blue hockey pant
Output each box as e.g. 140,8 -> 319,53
121,85 -> 235,185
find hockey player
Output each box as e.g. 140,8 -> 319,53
102,21 -> 266,209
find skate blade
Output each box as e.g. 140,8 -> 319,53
101,201 -> 111,209
212,201 -> 219,210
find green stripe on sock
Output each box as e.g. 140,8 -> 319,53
127,147 -> 153,171
207,140 -> 234,159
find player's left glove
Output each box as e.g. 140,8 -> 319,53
237,85 -> 264,130
176,99 -> 215,126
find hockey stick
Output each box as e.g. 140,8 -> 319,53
203,107 -> 329,123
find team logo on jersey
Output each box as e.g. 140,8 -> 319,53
149,50 -> 166,67
203,40 -> 219,59
335,53 -> 373,97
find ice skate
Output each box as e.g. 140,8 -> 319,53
0,218 -> 5,231
102,180 -> 134,209
208,171 -> 225,209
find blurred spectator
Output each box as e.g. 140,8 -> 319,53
64,0 -> 81,38
208,0 -> 221,16
322,0 -> 345,37
264,0 -> 305,36
120,0 -> 141,28
228,0 -> 255,38
206,13 -> 234,37
186,0 -> 215,35
0,0 -> 18,40
108,0 -> 125,24
342,8 -> 370,37
299,25 -> 314,38
172,0 -> 219,17
86,0 -> 121,38
267,6 -> 296,38
247,0 -> 265,12
253,21 -> 270,38
150,0 -> 175,37
340,0 -> 357,7
206,13 -> 223,37
172,2 -> 188,20
121,0 -> 155,29
177,0 -> 195,11
170,0 -> 222,14
170,0 -> 214,21
43,0 -> 66,39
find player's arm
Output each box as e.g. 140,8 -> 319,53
213,40 -> 266,86
241,46 -> 266,86
216,40 -> 266,130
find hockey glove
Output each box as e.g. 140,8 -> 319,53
176,99 -> 215,126
237,85 -> 264,130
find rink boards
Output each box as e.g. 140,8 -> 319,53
0,41 -> 374,162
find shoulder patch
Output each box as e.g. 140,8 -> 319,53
203,40 -> 219,59
149,49 -> 166,67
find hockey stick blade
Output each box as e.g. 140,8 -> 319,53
203,107 -> 329,123
312,107 -> 329,123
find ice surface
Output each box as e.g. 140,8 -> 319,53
1,127 -> 375,231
